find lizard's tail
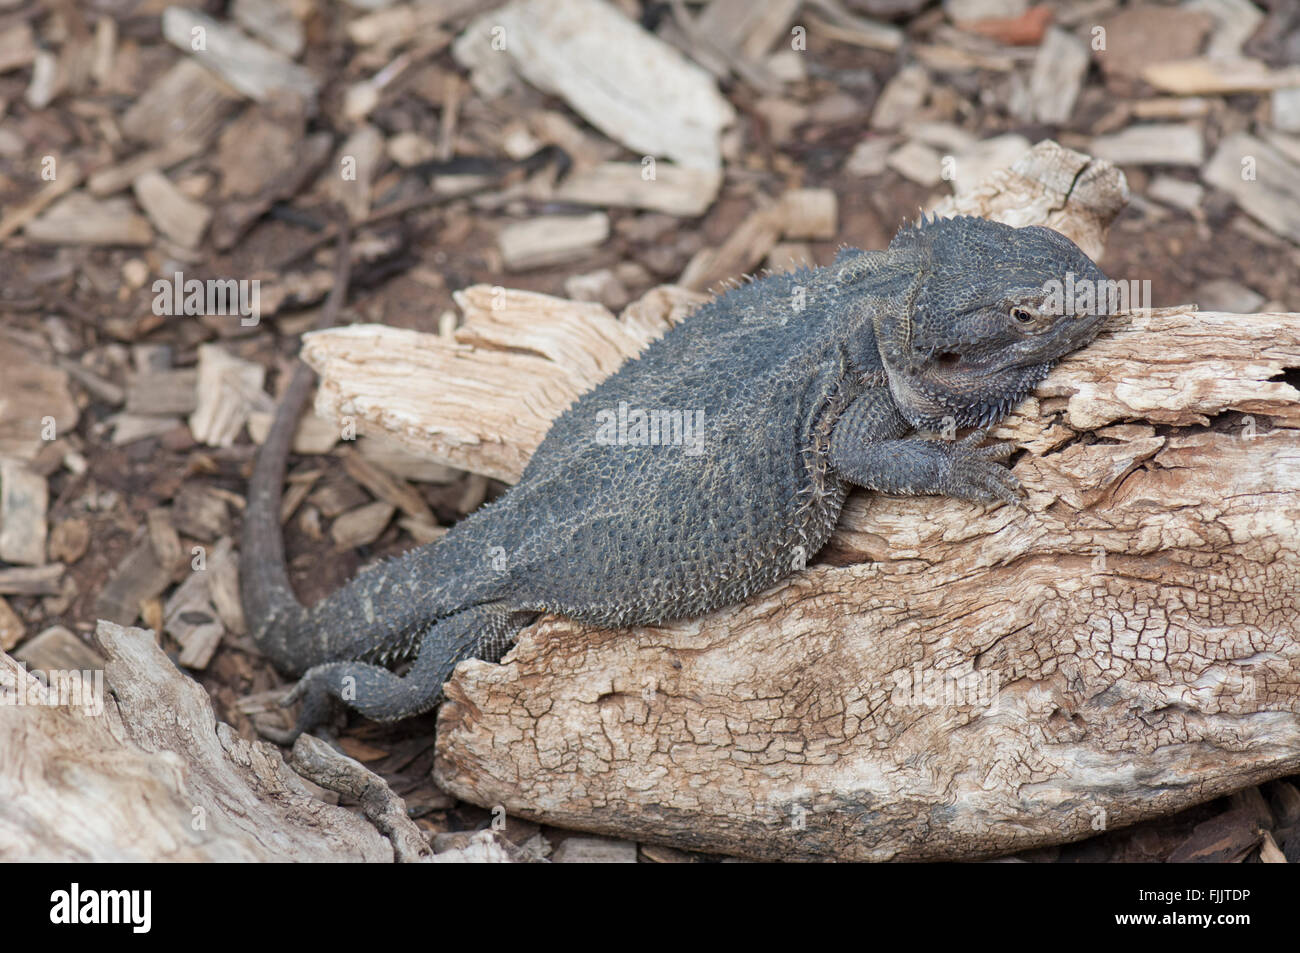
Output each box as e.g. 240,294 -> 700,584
241,225 -> 351,676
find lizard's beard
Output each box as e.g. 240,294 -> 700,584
888,361 -> 1053,431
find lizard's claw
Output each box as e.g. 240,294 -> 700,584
943,431 -> 1025,508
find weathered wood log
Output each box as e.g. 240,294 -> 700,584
433,306 -> 1300,860
298,141 -> 1300,860
0,621 -> 391,861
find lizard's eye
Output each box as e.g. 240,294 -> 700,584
1010,306 -> 1036,325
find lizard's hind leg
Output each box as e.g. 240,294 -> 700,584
286,605 -> 532,735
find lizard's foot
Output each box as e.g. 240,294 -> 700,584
283,658 -> 434,730
281,668 -> 352,739
941,430 -> 1024,507
280,607 -> 531,732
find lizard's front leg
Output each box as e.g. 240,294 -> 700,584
829,389 -> 1023,506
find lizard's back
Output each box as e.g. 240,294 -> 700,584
439,265 -> 864,626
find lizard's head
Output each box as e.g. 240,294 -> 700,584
875,215 -> 1109,430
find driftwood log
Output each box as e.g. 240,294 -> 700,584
300,141 -> 1300,860
0,621 -> 393,861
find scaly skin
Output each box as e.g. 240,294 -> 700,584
242,215 -> 1109,736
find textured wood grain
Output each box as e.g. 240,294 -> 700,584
0,622 -> 390,861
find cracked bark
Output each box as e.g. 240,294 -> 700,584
302,141 -> 1300,860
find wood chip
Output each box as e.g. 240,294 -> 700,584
25,192 -> 153,246
1131,96 -> 1211,120
246,406 -> 339,454
46,520 -> 88,564
387,131 -> 438,167
146,507 -> 185,574
1090,123 -> 1204,167
845,136 -> 896,177
189,344 -> 266,448
327,123 -> 385,221
499,212 -> 610,271
0,22 -> 35,73
1143,57 -> 1300,95
208,539 -> 246,635
231,0 -> 304,58
0,596 -> 23,651
330,500 -> 396,550
210,131 -> 332,249
1258,830 -> 1287,863
357,435 -> 461,484
1273,87 -> 1300,135
887,139 -> 944,186
766,241 -> 814,273
88,140 -> 205,197
455,0 -> 734,170
0,565 -> 62,597
341,449 -> 434,523
172,483 -> 232,542
398,517 -> 446,545
13,625 -> 104,675
777,188 -> 837,240
802,1 -> 904,52
1203,132 -> 1300,245
0,348 -> 77,461
551,836 -> 637,863
25,50 -> 59,109
121,58 -> 240,146
132,170 -> 212,248
1148,175 -> 1205,213
54,356 -> 123,408
347,3 -> 458,47
871,64 -> 928,130
555,162 -> 721,217
696,0 -> 801,62
163,537 -> 236,669
125,369 -> 199,415
161,7 -> 319,103
0,460 -> 48,566
108,414 -> 182,445
278,471 -> 318,524
1166,808 -> 1263,863
0,160 -> 84,242
1029,28 -> 1087,124
309,478 -> 370,519
678,202 -> 782,291
1185,0 -> 1265,59
94,539 -> 170,625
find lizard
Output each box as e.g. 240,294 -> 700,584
241,213 -> 1110,738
